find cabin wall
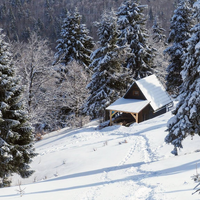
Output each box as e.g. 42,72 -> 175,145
124,84 -> 146,100
105,110 -> 110,121
139,105 -> 166,122
138,104 -> 151,122
149,107 -> 166,119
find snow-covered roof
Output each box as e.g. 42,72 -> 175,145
106,74 -> 172,114
133,74 -> 172,111
106,98 -> 150,113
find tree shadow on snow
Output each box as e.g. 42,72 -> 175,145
36,126 -> 97,148
0,159 -> 199,198
110,123 -> 166,137
47,162 -> 145,182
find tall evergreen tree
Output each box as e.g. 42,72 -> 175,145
83,10 -> 131,119
0,30 -> 36,187
53,8 -> 94,74
117,0 -> 154,80
149,16 -> 167,85
165,1 -> 200,155
164,0 -> 194,95
152,16 -> 166,43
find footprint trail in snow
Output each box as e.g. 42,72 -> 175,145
81,127 -> 167,200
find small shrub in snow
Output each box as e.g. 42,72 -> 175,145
191,174 -> 200,182
192,163 -> 200,195
16,181 -> 26,197
93,148 -> 97,151
35,133 -> 43,141
103,141 -> 108,146
119,139 -> 128,145
191,163 -> 200,182
54,172 -> 58,177
33,176 -> 37,183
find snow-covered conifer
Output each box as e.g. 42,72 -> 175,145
164,0 -> 194,95
117,0 -> 154,80
53,8 -> 94,74
84,10 -> 131,119
152,16 -> 166,43
147,16 -> 167,84
0,30 -> 36,187
165,1 -> 200,155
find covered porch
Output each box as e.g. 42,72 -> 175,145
106,98 -> 150,126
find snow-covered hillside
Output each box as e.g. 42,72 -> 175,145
1,111 -> 200,200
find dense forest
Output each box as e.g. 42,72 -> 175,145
0,0 -> 177,45
0,0 -> 174,134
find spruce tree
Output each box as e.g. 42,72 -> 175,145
0,30 -> 36,187
165,1 -> 200,155
53,8 -> 94,75
117,0 -> 154,80
83,10 -> 131,119
164,0 -> 194,95
152,16 -> 166,43
149,16 -> 167,85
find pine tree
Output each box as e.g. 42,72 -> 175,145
83,10 -> 131,119
0,29 -> 36,187
165,1 -> 200,155
164,0 -> 194,95
152,16 -> 166,43
117,0 -> 154,80
149,16 -> 167,85
53,8 -> 94,74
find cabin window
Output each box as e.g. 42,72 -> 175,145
133,90 -> 139,96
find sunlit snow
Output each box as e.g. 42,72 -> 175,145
1,111 -> 200,200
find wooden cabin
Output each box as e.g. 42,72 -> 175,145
106,74 -> 173,125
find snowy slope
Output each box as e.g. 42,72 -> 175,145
1,111 -> 200,200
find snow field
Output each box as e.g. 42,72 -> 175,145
0,111 -> 200,199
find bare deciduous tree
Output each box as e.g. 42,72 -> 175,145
54,61 -> 90,128
12,32 -> 56,130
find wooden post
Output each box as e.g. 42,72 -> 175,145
110,110 -> 112,126
130,113 -> 139,123
136,113 -> 138,123
109,110 -> 118,126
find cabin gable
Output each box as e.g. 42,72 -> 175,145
124,83 -> 146,100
